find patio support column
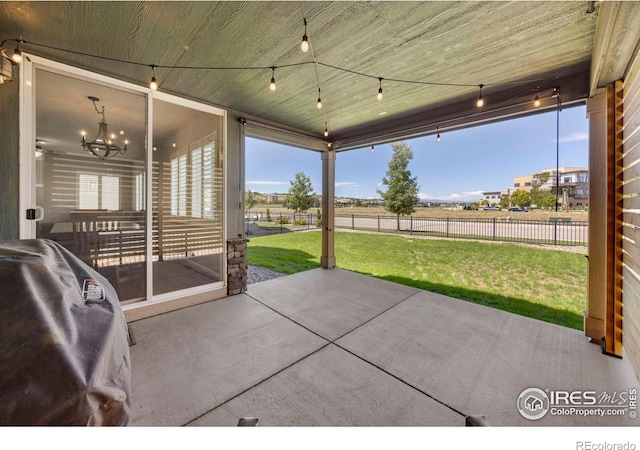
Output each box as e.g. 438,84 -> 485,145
585,89 -> 607,345
321,150 -> 336,269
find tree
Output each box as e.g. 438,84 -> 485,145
530,172 -> 551,206
499,194 -> 510,209
510,189 -> 531,208
538,191 -> 557,209
284,172 -> 315,214
377,141 -> 420,229
245,189 -> 258,211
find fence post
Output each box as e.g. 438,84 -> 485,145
378,215 -> 380,232
352,214 -> 355,230
554,220 -> 557,245
492,217 -> 496,241
280,212 -> 283,234
410,216 -> 413,235
446,217 -> 450,238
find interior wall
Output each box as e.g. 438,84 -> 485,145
0,71 -> 19,240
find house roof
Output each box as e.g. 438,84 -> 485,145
1,1 -> 639,151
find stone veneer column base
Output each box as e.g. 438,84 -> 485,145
227,238 -> 248,295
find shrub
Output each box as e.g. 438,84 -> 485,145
275,216 -> 290,225
266,208 -> 272,222
293,218 -> 308,226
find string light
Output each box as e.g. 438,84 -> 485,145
301,18 -> 309,52
436,127 -> 441,142
324,122 -> 329,137
149,65 -> 158,91
270,67 -> 276,91
0,37 -> 564,136
476,84 -> 484,107
371,144 -> 375,153
172,140 -> 176,148
327,142 -> 332,148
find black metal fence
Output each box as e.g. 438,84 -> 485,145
245,212 -> 588,246
335,214 -> 587,246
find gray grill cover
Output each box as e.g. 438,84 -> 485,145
0,239 -> 131,425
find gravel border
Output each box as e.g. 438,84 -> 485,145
247,264 -> 287,285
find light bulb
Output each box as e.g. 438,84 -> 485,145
437,133 -> 441,143
269,67 -> 276,91
12,46 -> 21,64
377,87 -> 383,101
476,84 -> 484,108
150,76 -> 158,91
324,127 -> 329,137
317,97 -> 322,109
172,141 -> 176,148
301,18 -> 310,52
534,95 -> 541,107
371,145 -> 375,153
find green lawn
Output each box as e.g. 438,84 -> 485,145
247,231 -> 587,330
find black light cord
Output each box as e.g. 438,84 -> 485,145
1,37 -> 558,90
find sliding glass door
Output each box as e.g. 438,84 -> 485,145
151,99 -> 224,295
34,69 -> 148,304
26,58 -> 226,307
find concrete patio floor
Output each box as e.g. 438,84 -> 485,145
129,268 -> 640,426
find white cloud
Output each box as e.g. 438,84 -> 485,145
555,132 -> 589,143
418,190 -> 483,202
335,181 -> 359,188
246,180 -> 289,186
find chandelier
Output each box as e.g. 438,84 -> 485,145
81,96 -> 128,159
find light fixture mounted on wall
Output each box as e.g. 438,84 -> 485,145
0,49 -> 13,84
81,96 -> 128,160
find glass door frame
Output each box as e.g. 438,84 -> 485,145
19,54 -> 227,310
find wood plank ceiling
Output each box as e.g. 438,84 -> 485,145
0,1 -> 601,149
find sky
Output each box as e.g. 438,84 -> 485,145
245,104 -> 589,203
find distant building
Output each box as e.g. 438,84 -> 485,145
512,167 -> 589,208
481,189 -> 510,205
